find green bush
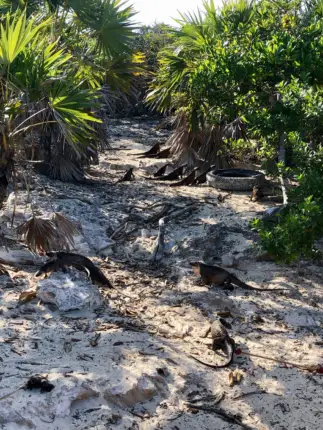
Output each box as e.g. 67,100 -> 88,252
252,158 -> 323,263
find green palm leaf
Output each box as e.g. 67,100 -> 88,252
49,83 -> 102,154
67,0 -> 136,56
0,11 -> 52,65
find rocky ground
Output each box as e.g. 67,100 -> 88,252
0,117 -> 322,430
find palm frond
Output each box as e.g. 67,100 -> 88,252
17,213 -> 77,253
0,11 -> 52,65
48,83 -> 102,154
68,0 -> 137,57
10,37 -> 72,99
17,216 -> 60,253
52,212 -> 78,247
166,112 -> 232,169
48,154 -> 86,182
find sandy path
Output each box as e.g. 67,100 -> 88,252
0,117 -> 322,430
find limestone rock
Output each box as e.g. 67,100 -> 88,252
55,383 -> 99,418
37,269 -> 102,312
0,402 -> 35,428
104,371 -> 167,407
221,254 -> 235,267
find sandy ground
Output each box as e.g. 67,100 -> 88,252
0,117 -> 322,430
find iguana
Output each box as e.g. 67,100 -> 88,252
189,319 -> 235,368
136,142 -> 161,158
151,164 -> 187,181
115,167 -> 134,184
150,147 -> 171,159
190,261 -> 287,291
170,167 -> 199,187
153,163 -> 172,177
191,165 -> 217,185
35,251 -> 113,288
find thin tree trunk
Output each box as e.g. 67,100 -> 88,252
278,132 -> 288,205
278,131 -> 286,165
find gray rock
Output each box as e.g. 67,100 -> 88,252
0,406 -> 35,427
37,269 -> 102,312
104,371 -> 167,408
221,254 -> 235,267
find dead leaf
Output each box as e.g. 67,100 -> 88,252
17,217 -> 59,254
38,291 -> 56,304
228,371 -> 234,386
228,369 -> 244,386
19,290 -> 37,305
64,341 -> 72,353
17,214 -> 77,254
89,333 -> 101,347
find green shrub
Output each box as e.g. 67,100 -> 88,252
252,161 -> 323,263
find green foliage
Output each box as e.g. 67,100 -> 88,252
147,0 -> 323,262
252,146 -> 323,263
0,12 -> 51,65
68,0 -> 136,56
148,0 -> 323,151
0,1 -> 138,179
132,23 -> 173,72
252,194 -> 323,263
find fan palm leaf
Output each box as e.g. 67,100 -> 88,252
0,11 -> 52,65
67,0 -> 136,57
48,83 -> 102,154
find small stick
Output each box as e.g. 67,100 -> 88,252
185,403 -> 253,430
0,385 -> 25,401
238,350 -> 320,372
232,390 -> 272,400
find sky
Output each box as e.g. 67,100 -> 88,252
131,0 -> 205,25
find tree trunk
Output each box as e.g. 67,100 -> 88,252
278,131 -> 286,165
278,132 -> 288,205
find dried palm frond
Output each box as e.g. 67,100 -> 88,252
223,118 -> 248,141
17,213 -> 77,254
199,125 -> 233,169
49,155 -> 85,182
17,216 -> 60,254
52,213 -> 78,249
166,113 -> 232,169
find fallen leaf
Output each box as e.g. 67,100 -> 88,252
19,291 -> 37,304
228,369 -> 244,386
64,341 -> 72,353
89,333 -> 101,347
228,371 -> 235,387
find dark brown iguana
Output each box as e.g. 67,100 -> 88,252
115,167 -> 134,184
190,261 -> 287,291
35,251 -> 113,288
153,163 -> 172,177
136,142 -> 161,158
170,167 -> 199,187
190,319 -> 235,368
150,147 -> 171,159
191,165 -> 217,185
151,164 -> 187,181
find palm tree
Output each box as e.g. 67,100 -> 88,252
0,1 -> 138,182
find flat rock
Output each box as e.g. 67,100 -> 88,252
104,370 -> 167,407
221,254 -> 235,267
37,269 -> 102,312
